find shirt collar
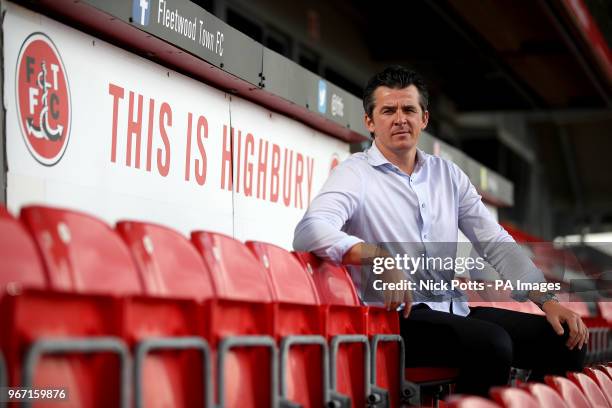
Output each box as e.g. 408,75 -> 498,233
367,141 -> 429,171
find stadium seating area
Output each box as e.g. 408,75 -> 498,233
0,204 -> 611,407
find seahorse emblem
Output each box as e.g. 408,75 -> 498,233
25,60 -> 64,141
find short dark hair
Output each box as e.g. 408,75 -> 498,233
363,65 -> 429,118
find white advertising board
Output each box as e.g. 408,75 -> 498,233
3,2 -> 349,248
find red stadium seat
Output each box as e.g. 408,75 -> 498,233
490,386 -> 539,408
20,205 -> 142,295
545,375 -> 591,408
522,382 -> 569,408
585,366 -> 612,406
0,205 -> 47,297
192,231 -> 276,408
294,252 -> 372,407
192,232 -> 275,301
366,305 -> 407,408
2,205 -> 135,406
568,371 -> 612,408
597,364 -> 612,380
116,221 -> 214,300
1,288 -> 128,407
247,242 -> 328,408
117,221 -> 214,407
446,395 -> 501,408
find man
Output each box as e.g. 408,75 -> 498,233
293,66 -> 586,396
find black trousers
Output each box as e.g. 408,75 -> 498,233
400,304 -> 586,396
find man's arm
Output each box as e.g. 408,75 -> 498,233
293,161 -> 412,316
293,162 -> 365,262
454,164 -> 588,350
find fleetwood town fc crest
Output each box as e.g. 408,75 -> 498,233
16,33 -> 71,166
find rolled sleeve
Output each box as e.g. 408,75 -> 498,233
325,235 -> 364,264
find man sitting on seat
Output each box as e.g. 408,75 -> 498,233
293,65 -> 586,396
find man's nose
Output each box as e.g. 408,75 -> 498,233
394,110 -> 407,124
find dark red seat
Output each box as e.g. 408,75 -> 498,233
20,205 -> 142,295
117,221 -> 214,300
5,205 -> 137,407
0,205 -> 47,297
117,221 -> 215,408
192,231 -> 276,408
247,242 -> 328,408
294,252 -> 371,407
366,304 -> 406,408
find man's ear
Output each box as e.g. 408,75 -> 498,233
365,113 -> 375,134
422,110 -> 429,129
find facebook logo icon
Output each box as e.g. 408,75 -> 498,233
132,0 -> 151,26
318,80 -> 327,114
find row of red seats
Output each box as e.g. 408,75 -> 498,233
447,365 -> 612,407
4,204 -> 606,406
0,204 -> 418,407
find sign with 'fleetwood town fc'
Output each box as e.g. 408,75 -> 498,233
4,3 -> 349,248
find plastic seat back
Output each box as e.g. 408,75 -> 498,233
568,371 -> 612,408
523,383 -> 569,408
191,232 -> 275,408
585,367 -> 612,407
116,221 -> 214,407
367,306 -> 402,408
545,375 -> 591,408
247,242 -> 319,304
0,205 -> 46,297
293,252 -> 360,306
20,206 -> 142,295
11,206 -> 140,405
294,252 -> 368,407
191,232 -> 274,302
1,290 -> 123,407
247,243 -> 325,408
490,387 -> 539,408
116,221 -> 214,300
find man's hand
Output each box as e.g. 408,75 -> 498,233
380,267 -> 413,318
542,300 -> 589,350
342,243 -> 413,318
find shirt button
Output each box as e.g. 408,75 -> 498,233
421,203 -> 425,208
423,234 -> 428,239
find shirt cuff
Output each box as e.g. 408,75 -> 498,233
325,235 -> 364,264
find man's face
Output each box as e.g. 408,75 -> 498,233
365,85 -> 429,156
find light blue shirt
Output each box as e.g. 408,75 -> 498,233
293,142 -> 545,316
